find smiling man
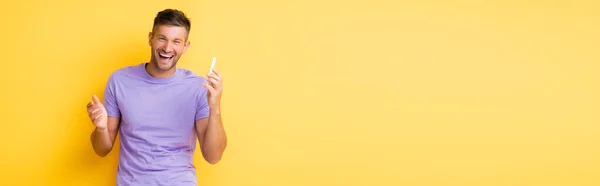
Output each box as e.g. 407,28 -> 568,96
85,9 -> 227,186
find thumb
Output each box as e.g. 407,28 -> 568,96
92,94 -> 102,105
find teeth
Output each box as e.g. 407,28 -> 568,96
159,53 -> 173,58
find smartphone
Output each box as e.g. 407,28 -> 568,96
209,57 -> 216,73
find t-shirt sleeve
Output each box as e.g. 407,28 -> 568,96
104,74 -> 121,118
195,79 -> 210,120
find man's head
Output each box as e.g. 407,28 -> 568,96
148,9 -> 191,72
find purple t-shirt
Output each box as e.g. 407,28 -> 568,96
103,63 -> 210,186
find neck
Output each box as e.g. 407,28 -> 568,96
145,62 -> 176,78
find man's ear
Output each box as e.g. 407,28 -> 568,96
148,32 -> 153,46
183,40 -> 190,53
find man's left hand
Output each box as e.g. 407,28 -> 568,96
203,69 -> 223,109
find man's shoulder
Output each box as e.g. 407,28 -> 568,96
108,63 -> 143,81
177,67 -> 207,83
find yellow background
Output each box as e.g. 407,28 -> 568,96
1,0 -> 598,185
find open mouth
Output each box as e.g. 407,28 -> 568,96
159,53 -> 174,60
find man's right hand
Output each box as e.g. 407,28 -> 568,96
87,94 -> 108,130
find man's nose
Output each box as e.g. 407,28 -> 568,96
163,42 -> 173,53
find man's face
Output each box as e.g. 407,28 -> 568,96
148,25 -> 190,71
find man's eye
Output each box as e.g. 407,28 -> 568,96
174,41 -> 181,45
158,38 -> 165,41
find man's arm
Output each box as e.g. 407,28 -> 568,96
90,116 -> 120,157
88,73 -> 121,157
195,109 -> 227,164
196,68 -> 227,164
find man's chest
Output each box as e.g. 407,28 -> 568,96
116,84 -> 198,133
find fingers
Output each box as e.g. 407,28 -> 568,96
206,69 -> 222,90
89,108 -> 102,119
206,77 -> 220,86
209,68 -> 221,79
92,94 -> 102,105
207,72 -> 221,81
88,95 -> 105,114
92,113 -> 104,124
202,82 -> 216,93
87,102 -> 97,113
204,68 -> 222,93
90,108 -> 106,125
207,69 -> 222,80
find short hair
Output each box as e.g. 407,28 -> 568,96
152,9 -> 191,35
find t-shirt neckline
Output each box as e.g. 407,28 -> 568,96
139,62 -> 179,84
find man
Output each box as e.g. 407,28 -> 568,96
86,9 -> 227,185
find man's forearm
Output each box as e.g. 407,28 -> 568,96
90,127 -> 113,157
202,108 -> 228,164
